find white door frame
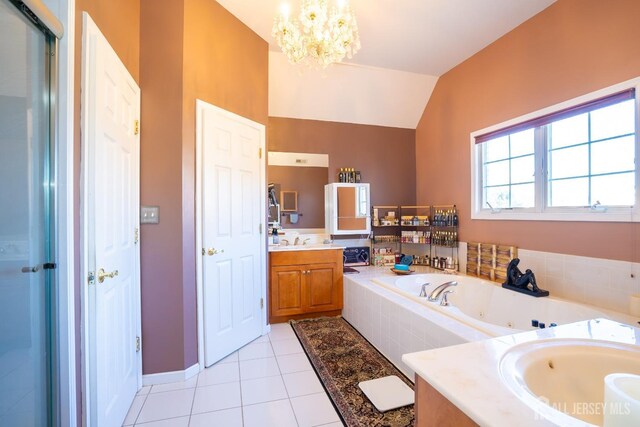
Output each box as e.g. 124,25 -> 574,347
194,100 -> 268,370
53,1 -> 77,425
79,12 -> 142,426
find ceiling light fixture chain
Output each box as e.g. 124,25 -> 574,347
272,0 -> 361,69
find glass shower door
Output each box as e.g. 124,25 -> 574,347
0,0 -> 54,425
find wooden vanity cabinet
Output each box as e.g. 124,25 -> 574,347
269,249 -> 343,323
415,376 -> 478,427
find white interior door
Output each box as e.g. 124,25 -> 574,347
82,13 -> 141,427
198,101 -> 265,367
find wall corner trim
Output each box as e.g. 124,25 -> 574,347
142,363 -> 200,386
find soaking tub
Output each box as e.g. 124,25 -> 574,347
342,267 -> 638,379
371,273 -> 637,337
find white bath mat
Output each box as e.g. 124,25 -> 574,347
358,375 -> 415,412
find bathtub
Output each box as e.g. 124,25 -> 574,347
342,267 -> 638,379
371,273 -> 637,337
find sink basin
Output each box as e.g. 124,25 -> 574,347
499,338 -> 640,426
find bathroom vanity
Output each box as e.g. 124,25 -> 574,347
403,318 -> 640,426
269,247 -> 344,323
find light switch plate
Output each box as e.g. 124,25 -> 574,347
141,206 -> 160,224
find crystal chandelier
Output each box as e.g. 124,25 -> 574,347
272,0 -> 361,69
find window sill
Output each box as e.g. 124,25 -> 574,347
471,210 -> 639,223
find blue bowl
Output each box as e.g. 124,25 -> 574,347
393,264 -> 409,271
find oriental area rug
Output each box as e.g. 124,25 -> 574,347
291,317 -> 415,427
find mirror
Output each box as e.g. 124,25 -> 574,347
268,183 -> 280,227
268,152 -> 329,229
281,191 -> 298,212
325,183 -> 371,235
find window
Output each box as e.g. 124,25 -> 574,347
471,81 -> 640,222
482,129 -> 535,209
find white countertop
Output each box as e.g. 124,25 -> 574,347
402,318 -> 640,427
268,243 -> 345,252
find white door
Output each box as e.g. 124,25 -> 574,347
82,13 -> 141,427
197,101 -> 265,367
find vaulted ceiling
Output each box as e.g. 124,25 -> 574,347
217,0 -> 556,128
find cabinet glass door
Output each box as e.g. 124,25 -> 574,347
0,0 -> 54,425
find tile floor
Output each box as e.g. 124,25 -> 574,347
124,323 -> 344,427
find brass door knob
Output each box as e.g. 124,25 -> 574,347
97,268 -> 119,283
207,248 -> 224,256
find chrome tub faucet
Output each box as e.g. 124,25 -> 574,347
428,281 -> 458,303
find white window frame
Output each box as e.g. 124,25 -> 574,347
471,77 -> 640,222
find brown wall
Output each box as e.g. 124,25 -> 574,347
269,117 -> 417,207
139,0 -> 186,375
73,0 -> 141,422
268,166 -> 328,229
415,0 -> 640,262
139,0 -> 269,374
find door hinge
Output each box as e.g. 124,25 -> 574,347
134,119 -> 140,136
260,298 -> 264,309
136,336 -> 141,352
134,227 -> 139,244
87,271 -> 95,285
259,223 -> 263,234
259,147 -> 262,159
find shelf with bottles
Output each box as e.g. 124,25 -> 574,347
371,235 -> 401,244
371,205 -> 400,227
408,254 -> 458,269
372,246 -> 399,267
430,230 -> 458,247
400,230 -> 430,244
431,205 -> 459,228
337,167 -> 362,183
399,205 -> 431,227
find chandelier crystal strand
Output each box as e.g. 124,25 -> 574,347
272,0 -> 361,69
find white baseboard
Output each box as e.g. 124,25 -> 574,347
142,363 -> 200,386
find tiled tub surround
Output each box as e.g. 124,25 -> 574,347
343,263 -> 639,380
343,266 -> 490,379
514,248 -> 640,316
457,243 -> 639,316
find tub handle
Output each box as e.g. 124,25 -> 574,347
440,289 -> 455,306
419,283 -> 430,297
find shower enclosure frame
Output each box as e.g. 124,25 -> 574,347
4,0 -> 78,425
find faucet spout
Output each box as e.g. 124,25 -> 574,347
428,281 -> 458,302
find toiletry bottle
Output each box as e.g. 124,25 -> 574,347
272,228 -> 279,245
453,210 -> 459,226
355,170 -> 361,183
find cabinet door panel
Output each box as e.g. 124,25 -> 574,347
271,267 -> 304,316
306,263 -> 340,312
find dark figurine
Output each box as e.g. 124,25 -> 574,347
503,258 -> 549,297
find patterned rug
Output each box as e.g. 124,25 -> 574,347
291,317 -> 415,427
